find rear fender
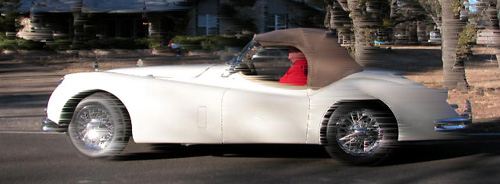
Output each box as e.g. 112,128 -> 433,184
351,79 -> 462,141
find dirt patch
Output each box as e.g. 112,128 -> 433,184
339,46 -> 500,121
404,55 -> 500,120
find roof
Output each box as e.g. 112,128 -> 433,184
253,28 -> 363,88
16,0 -> 191,13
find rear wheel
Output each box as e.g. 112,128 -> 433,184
325,102 -> 398,165
67,92 -> 131,159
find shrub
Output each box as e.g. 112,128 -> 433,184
0,34 -> 45,50
0,39 -> 16,50
135,38 -> 160,49
170,35 -> 251,52
457,22 -> 477,54
16,39 -> 45,50
45,39 -> 72,51
84,37 -> 158,49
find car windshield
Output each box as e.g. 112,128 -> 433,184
227,41 -> 259,65
231,41 -> 293,81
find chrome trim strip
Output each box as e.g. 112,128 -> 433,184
41,118 -> 67,132
434,118 -> 472,123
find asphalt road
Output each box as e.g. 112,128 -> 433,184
0,57 -> 64,131
0,132 -> 500,184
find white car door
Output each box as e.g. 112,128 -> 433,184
221,46 -> 310,144
222,75 -> 310,144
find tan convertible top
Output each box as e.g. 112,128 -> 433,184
253,28 -> 363,88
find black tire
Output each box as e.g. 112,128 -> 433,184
325,101 -> 398,165
67,92 -> 131,159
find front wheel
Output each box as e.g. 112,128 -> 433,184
67,92 -> 131,159
325,102 -> 398,165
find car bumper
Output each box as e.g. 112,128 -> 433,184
435,117 -> 500,139
434,100 -> 478,133
434,117 -> 472,131
41,118 -> 67,132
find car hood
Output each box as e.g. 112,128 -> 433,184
106,64 -> 219,78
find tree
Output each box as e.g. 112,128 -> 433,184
71,0 -> 85,49
324,0 -> 388,67
438,0 -> 469,89
0,0 -> 20,35
324,0 -> 469,90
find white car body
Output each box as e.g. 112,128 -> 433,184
43,28 -> 470,162
46,63 -> 461,144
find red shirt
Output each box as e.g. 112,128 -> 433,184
279,60 -> 308,86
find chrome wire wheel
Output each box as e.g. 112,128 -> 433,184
74,105 -> 114,151
335,109 -> 382,156
325,101 -> 397,165
68,93 -> 131,159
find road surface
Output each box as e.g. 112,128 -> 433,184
0,132 -> 499,183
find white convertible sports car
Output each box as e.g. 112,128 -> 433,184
42,28 -> 472,164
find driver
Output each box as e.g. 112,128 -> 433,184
279,48 -> 308,86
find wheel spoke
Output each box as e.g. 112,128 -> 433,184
73,105 -> 114,151
347,113 -> 356,125
336,108 -> 382,156
67,93 -> 131,158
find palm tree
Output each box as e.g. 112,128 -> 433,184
324,0 -> 386,67
325,0 -> 469,90
71,0 -> 85,49
438,0 -> 469,89
0,0 -> 20,37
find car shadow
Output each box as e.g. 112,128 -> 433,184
114,140 -> 500,165
114,144 -> 331,161
384,139 -> 500,166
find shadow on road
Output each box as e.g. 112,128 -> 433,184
113,139 -> 500,165
0,93 -> 52,110
115,144 -> 330,161
386,140 -> 500,165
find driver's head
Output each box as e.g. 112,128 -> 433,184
288,48 -> 306,62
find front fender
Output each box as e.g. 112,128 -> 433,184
46,72 -> 135,126
47,71 -> 228,144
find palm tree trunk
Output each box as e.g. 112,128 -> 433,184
341,0 -> 383,67
71,0 -> 85,50
440,0 -> 469,89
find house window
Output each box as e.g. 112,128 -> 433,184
197,14 -> 218,35
265,14 -> 287,32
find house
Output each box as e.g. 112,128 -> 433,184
6,0 -> 322,46
191,0 -> 321,35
